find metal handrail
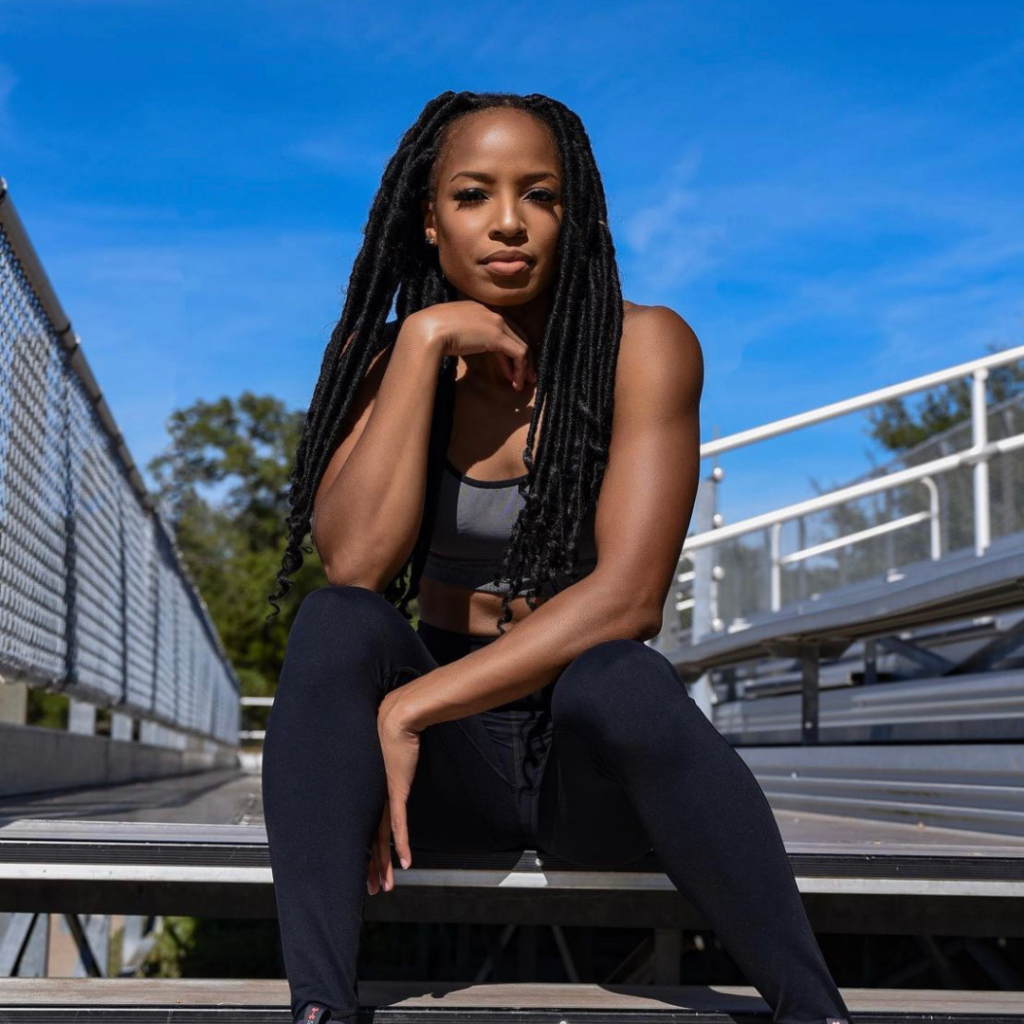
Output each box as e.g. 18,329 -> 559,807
658,347 -> 1024,650
686,430 -> 1024,553
239,696 -> 271,745
698,345 -> 1024,457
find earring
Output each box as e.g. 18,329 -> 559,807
425,234 -> 434,245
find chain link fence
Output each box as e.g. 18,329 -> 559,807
0,179 -> 238,746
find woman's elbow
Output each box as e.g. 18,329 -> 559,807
322,554 -> 396,595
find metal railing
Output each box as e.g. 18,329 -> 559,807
0,178 -> 240,746
239,694 -> 272,742
653,343 -> 1024,652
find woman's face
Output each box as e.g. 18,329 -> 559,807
422,108 -> 563,307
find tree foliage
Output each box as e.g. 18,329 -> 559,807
865,340 -> 1024,455
146,392 -> 326,695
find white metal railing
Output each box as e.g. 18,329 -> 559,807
698,345 -> 1024,458
239,695 -> 272,742
656,343 -> 1024,649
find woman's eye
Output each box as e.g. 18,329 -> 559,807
452,188 -> 558,205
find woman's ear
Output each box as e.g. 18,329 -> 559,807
420,196 -> 434,238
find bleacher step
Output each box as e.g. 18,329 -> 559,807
1,978 -> 1023,1023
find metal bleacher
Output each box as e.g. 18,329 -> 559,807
3,173 -> 1024,1019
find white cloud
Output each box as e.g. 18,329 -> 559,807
285,131 -> 391,176
0,61 -> 17,141
620,148 -> 728,292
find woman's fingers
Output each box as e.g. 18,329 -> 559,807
390,794 -> 412,872
494,350 -> 537,389
516,344 -> 528,390
492,350 -> 514,385
500,318 -> 534,390
378,808 -> 395,893
376,803 -> 391,893
366,804 -> 391,895
497,338 -> 530,391
367,843 -> 379,895
376,706 -> 421,881
491,347 -> 525,390
486,322 -> 537,389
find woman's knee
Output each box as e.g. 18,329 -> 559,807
551,638 -> 670,726
281,585 -> 407,684
290,584 -> 402,639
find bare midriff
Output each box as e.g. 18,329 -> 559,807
416,576 -> 548,637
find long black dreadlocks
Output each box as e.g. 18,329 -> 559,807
266,90 -> 624,635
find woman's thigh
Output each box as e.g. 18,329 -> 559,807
395,617 -> 524,855
278,586 -> 522,855
407,717 -> 524,854
534,725 -> 652,867
533,641 -> 654,868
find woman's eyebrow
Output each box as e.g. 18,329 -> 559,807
449,170 -> 559,184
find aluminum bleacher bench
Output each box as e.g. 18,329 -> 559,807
661,538 -> 1024,743
3,541 -> 1024,1016
1,770 -> 1023,936
2,977 -> 1024,1022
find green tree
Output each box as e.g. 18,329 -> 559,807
866,340 -> 1024,455
146,392 -> 325,697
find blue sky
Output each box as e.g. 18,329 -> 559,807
2,0 -> 1022,525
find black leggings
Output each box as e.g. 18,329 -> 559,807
262,585 -> 850,1024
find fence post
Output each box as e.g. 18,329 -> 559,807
972,367 -> 990,557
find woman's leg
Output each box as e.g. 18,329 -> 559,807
536,638 -> 850,1024
261,585 -> 519,1022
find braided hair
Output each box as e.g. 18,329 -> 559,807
267,90 -> 624,634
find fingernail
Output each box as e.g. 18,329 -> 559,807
400,856 -> 410,869
367,880 -> 373,894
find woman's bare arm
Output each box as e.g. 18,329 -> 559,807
311,315 -> 444,591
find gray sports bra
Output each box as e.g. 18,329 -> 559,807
421,456 -> 599,597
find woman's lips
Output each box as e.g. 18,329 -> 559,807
483,259 -> 530,276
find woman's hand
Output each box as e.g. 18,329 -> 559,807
369,691 -> 423,893
407,300 -> 539,391
367,802 -> 394,896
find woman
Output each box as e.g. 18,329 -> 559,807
262,91 -> 852,1024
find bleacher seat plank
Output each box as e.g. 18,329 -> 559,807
1,754 -> 1022,937
663,541 -> 1024,676
3,810 -> 1024,890
1,978 -> 1024,1022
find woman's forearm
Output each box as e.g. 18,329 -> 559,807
315,319 -> 444,591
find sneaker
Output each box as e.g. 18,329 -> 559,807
296,1005 -> 332,1023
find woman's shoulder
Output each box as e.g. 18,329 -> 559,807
616,300 -> 703,401
621,300 -> 700,351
